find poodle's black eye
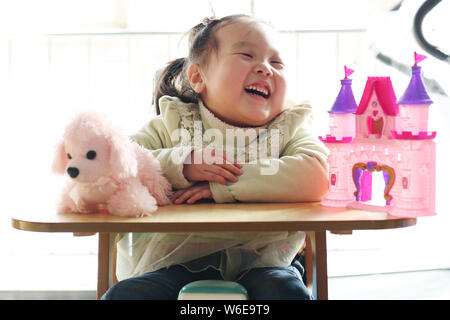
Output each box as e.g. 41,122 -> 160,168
67,153 -> 72,160
86,150 -> 96,160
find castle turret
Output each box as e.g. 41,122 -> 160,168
322,66 -> 358,142
395,52 -> 434,137
319,66 -> 358,207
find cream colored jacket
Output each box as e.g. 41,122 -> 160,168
116,96 -> 329,281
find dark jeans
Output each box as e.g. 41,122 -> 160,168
102,253 -> 313,300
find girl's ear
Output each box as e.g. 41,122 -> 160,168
187,63 -> 206,94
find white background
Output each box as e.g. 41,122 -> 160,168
0,0 -> 449,291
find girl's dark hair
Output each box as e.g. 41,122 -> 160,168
153,14 -> 256,115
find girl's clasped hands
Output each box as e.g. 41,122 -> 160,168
171,148 -> 242,204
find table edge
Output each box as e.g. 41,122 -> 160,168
11,216 -> 417,233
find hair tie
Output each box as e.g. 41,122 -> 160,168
202,16 -> 216,26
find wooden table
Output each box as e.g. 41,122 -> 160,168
11,202 -> 416,300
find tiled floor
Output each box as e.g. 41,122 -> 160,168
0,290 -> 96,300
328,269 -> 450,300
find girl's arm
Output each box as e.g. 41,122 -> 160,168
131,117 -> 194,189
133,118 -> 242,191
209,126 -> 330,203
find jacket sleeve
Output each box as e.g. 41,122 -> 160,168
209,124 -> 330,203
131,117 -> 193,190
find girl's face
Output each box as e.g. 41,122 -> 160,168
194,20 -> 287,127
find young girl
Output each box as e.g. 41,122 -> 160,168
103,14 -> 329,300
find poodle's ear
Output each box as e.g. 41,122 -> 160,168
109,134 -> 138,179
52,140 -> 69,174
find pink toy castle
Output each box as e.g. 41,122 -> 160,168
320,53 -> 436,218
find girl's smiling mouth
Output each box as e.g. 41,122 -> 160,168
244,82 -> 271,99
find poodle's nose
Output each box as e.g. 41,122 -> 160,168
67,167 -> 79,178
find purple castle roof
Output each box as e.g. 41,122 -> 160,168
329,78 -> 358,114
397,65 -> 433,105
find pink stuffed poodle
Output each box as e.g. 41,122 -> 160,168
52,112 -> 172,217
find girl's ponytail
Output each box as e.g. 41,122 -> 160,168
153,57 -> 199,115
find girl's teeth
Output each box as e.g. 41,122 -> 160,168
246,86 -> 268,95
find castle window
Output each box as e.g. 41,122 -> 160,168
367,114 -> 384,135
402,177 -> 408,189
331,173 -> 337,186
